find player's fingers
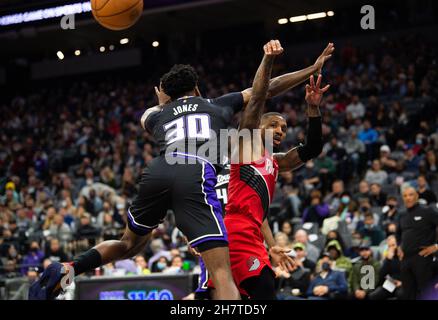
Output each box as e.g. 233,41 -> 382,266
274,40 -> 281,52
154,86 -> 160,96
263,44 -> 268,54
310,75 -> 315,89
321,84 -> 330,93
316,74 -> 322,88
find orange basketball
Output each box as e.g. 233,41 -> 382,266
91,0 -> 143,31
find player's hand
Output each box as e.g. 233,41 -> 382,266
305,74 -> 330,107
419,244 -> 438,257
155,85 -> 170,105
263,40 -> 284,56
314,43 -> 334,73
184,236 -> 201,257
269,246 -> 297,272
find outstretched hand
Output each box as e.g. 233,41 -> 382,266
305,74 -> 330,107
263,39 -> 284,56
270,246 -> 297,272
314,42 -> 335,73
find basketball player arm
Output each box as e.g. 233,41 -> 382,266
241,43 -> 334,105
261,218 -> 276,249
262,219 -> 297,271
275,75 -> 328,172
140,106 -> 163,131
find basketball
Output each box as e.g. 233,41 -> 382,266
91,0 -> 143,31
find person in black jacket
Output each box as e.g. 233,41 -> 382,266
369,235 -> 403,300
397,187 -> 438,300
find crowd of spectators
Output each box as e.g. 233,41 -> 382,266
1,33 -> 438,299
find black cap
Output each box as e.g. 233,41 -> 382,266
359,244 -> 370,250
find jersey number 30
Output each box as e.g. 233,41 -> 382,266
163,114 -> 211,145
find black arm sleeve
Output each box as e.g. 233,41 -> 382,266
210,92 -> 244,113
297,116 -> 323,162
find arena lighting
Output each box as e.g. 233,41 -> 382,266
57,51 -> 64,60
0,2 -> 91,26
289,15 -> 307,23
278,18 -> 288,25
289,11 -> 334,23
99,46 -> 106,52
109,45 -> 115,51
120,38 -> 129,45
152,41 -> 160,47
74,50 -> 81,56
307,12 -> 327,20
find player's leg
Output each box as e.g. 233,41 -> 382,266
172,159 -> 239,299
240,266 -> 276,300
200,245 -> 240,300
29,158 -> 171,300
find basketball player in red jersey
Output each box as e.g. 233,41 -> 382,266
225,41 -> 331,299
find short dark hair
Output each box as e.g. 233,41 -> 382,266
160,64 -> 198,100
261,112 -> 285,122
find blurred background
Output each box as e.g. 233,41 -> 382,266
0,0 -> 437,300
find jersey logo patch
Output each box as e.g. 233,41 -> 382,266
414,216 -> 422,221
247,256 -> 261,272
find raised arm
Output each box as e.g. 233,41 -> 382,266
239,40 -> 283,130
241,43 -> 334,105
140,86 -> 169,131
274,74 -> 329,171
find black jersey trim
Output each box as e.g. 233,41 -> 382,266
239,165 -> 270,219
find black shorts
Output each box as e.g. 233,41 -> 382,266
127,154 -> 228,251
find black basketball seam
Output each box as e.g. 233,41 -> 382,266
92,0 -> 111,11
93,0 -> 143,18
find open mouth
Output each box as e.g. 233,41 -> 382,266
273,137 -> 282,145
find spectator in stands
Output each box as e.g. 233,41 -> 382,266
381,197 -> 400,228
369,183 -> 387,207
299,160 -> 321,193
302,189 -> 330,228
280,221 -> 294,243
321,192 -> 357,235
365,160 -> 388,186
356,212 -> 385,246
355,180 -> 370,202
294,229 -> 320,263
20,241 -> 44,274
417,175 -> 437,205
49,214 -> 73,244
379,145 -> 397,172
369,235 -> 403,300
134,255 -> 151,275
344,130 -> 365,176
75,213 -> 100,245
350,245 -> 381,300
151,256 -> 170,273
275,232 -> 291,249
358,120 -> 378,159
44,238 -> 68,263
324,179 -> 345,213
324,136 -> 348,181
314,152 -> 336,194
163,255 -> 184,274
346,95 -> 365,120
307,253 -> 348,299
324,240 -> 353,277
276,242 -> 314,299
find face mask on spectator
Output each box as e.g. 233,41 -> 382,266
156,262 -> 166,270
341,196 -> 350,204
321,262 -> 331,271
